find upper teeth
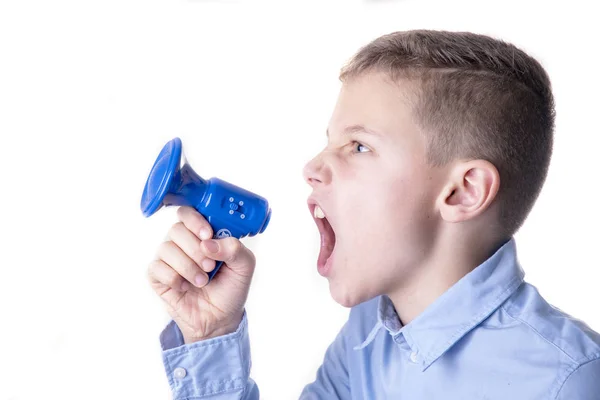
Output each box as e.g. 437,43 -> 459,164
314,205 -> 325,219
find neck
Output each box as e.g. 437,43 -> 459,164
386,232 -> 508,326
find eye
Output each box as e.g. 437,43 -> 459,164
352,141 -> 371,153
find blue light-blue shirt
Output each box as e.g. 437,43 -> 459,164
158,238 -> 600,399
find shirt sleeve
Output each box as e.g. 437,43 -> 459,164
555,358 -> 600,399
159,309 -> 259,399
299,320 -> 351,399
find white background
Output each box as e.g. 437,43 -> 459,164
0,0 -> 598,399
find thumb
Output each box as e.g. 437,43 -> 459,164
201,237 -> 256,275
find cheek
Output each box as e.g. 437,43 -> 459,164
366,175 -> 430,224
343,174 -> 436,259
385,178 -> 437,242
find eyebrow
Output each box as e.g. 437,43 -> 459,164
326,125 -> 383,138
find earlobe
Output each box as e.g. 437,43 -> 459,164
439,160 -> 500,223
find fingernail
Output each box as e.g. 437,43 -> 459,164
202,258 -> 215,272
181,281 -> 190,292
195,274 -> 207,287
204,240 -> 219,253
199,228 -> 211,241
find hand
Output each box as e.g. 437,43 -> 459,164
147,206 -> 256,343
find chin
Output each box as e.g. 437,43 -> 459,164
329,281 -> 371,308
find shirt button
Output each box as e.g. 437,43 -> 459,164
174,367 -> 187,379
410,351 -> 418,363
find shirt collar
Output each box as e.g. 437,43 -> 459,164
353,238 -> 525,371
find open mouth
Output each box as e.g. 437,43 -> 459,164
311,204 -> 336,272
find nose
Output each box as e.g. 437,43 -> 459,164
303,151 -> 331,188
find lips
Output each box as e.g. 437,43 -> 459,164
308,200 -> 336,274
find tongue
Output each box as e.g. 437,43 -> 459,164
318,218 -> 336,268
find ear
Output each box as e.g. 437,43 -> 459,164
438,160 -> 500,223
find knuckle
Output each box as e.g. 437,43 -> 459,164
147,260 -> 158,280
157,240 -> 173,257
148,260 -> 169,284
168,221 -> 185,236
182,258 -> 199,274
198,219 -> 211,233
178,207 -> 208,237
192,207 -> 206,222
189,245 -> 205,263
193,215 -> 209,232
224,238 -> 245,263
228,238 -> 242,253
176,206 -> 188,221
167,273 -> 180,288
224,236 -> 238,249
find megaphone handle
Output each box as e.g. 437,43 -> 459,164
207,260 -> 224,282
203,223 -> 243,283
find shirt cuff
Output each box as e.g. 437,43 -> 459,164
159,310 -> 251,399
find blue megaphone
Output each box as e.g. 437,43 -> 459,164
140,137 -> 272,282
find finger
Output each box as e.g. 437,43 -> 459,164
147,259 -> 190,293
157,241 -> 209,288
168,222 -> 216,273
177,206 -> 213,240
201,237 -> 256,275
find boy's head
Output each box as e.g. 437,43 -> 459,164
303,30 -> 555,308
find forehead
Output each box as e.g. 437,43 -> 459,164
328,72 -> 418,138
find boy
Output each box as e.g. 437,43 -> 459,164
147,30 -> 600,399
